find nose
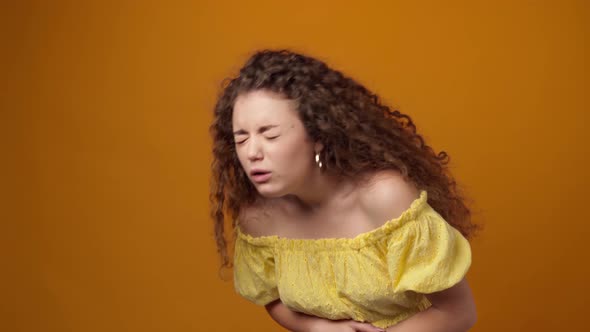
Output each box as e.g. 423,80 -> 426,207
246,137 -> 263,161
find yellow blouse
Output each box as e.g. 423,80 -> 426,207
233,190 -> 472,329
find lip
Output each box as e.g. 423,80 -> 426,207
251,171 -> 272,183
250,168 -> 270,176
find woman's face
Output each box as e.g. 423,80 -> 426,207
232,89 -> 320,198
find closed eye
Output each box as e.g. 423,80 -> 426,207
234,135 -> 279,145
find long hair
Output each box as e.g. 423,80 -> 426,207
210,49 -> 481,270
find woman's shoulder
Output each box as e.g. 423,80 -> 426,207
357,169 -> 422,229
236,197 -> 289,237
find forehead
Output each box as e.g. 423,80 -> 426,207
232,90 -> 299,128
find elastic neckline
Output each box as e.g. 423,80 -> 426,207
235,190 -> 429,250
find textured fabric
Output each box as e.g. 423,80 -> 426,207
233,190 -> 471,329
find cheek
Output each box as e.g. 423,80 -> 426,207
270,140 -> 313,170
234,149 -> 249,170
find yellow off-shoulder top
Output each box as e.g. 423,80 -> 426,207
233,190 -> 472,329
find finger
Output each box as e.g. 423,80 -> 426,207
350,321 -> 386,332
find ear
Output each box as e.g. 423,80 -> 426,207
314,141 -> 324,153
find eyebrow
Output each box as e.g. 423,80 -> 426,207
233,125 -> 280,135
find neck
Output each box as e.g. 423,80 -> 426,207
285,170 -> 355,212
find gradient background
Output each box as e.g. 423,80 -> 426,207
3,1 -> 588,331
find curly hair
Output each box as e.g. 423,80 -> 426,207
209,49 -> 481,270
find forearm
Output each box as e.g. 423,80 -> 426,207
385,306 -> 475,332
264,299 -> 326,332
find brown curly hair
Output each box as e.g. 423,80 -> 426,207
209,49 -> 481,270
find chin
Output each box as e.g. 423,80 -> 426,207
256,185 -> 287,199
257,191 -> 283,199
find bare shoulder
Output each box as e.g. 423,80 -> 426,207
236,199 -> 282,237
357,169 -> 421,226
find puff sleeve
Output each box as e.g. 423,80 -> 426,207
233,230 -> 280,306
386,203 -> 472,294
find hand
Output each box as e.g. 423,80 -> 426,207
308,319 -> 386,332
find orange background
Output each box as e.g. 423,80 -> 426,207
4,1 -> 589,331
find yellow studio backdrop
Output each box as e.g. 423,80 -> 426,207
3,1 -> 588,331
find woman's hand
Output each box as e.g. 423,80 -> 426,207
265,299 -> 386,332
308,319 -> 386,332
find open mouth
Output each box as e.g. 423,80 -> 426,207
251,171 -> 271,182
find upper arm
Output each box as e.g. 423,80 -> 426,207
425,278 -> 477,327
359,170 -> 421,227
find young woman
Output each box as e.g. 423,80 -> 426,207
209,49 -> 479,332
